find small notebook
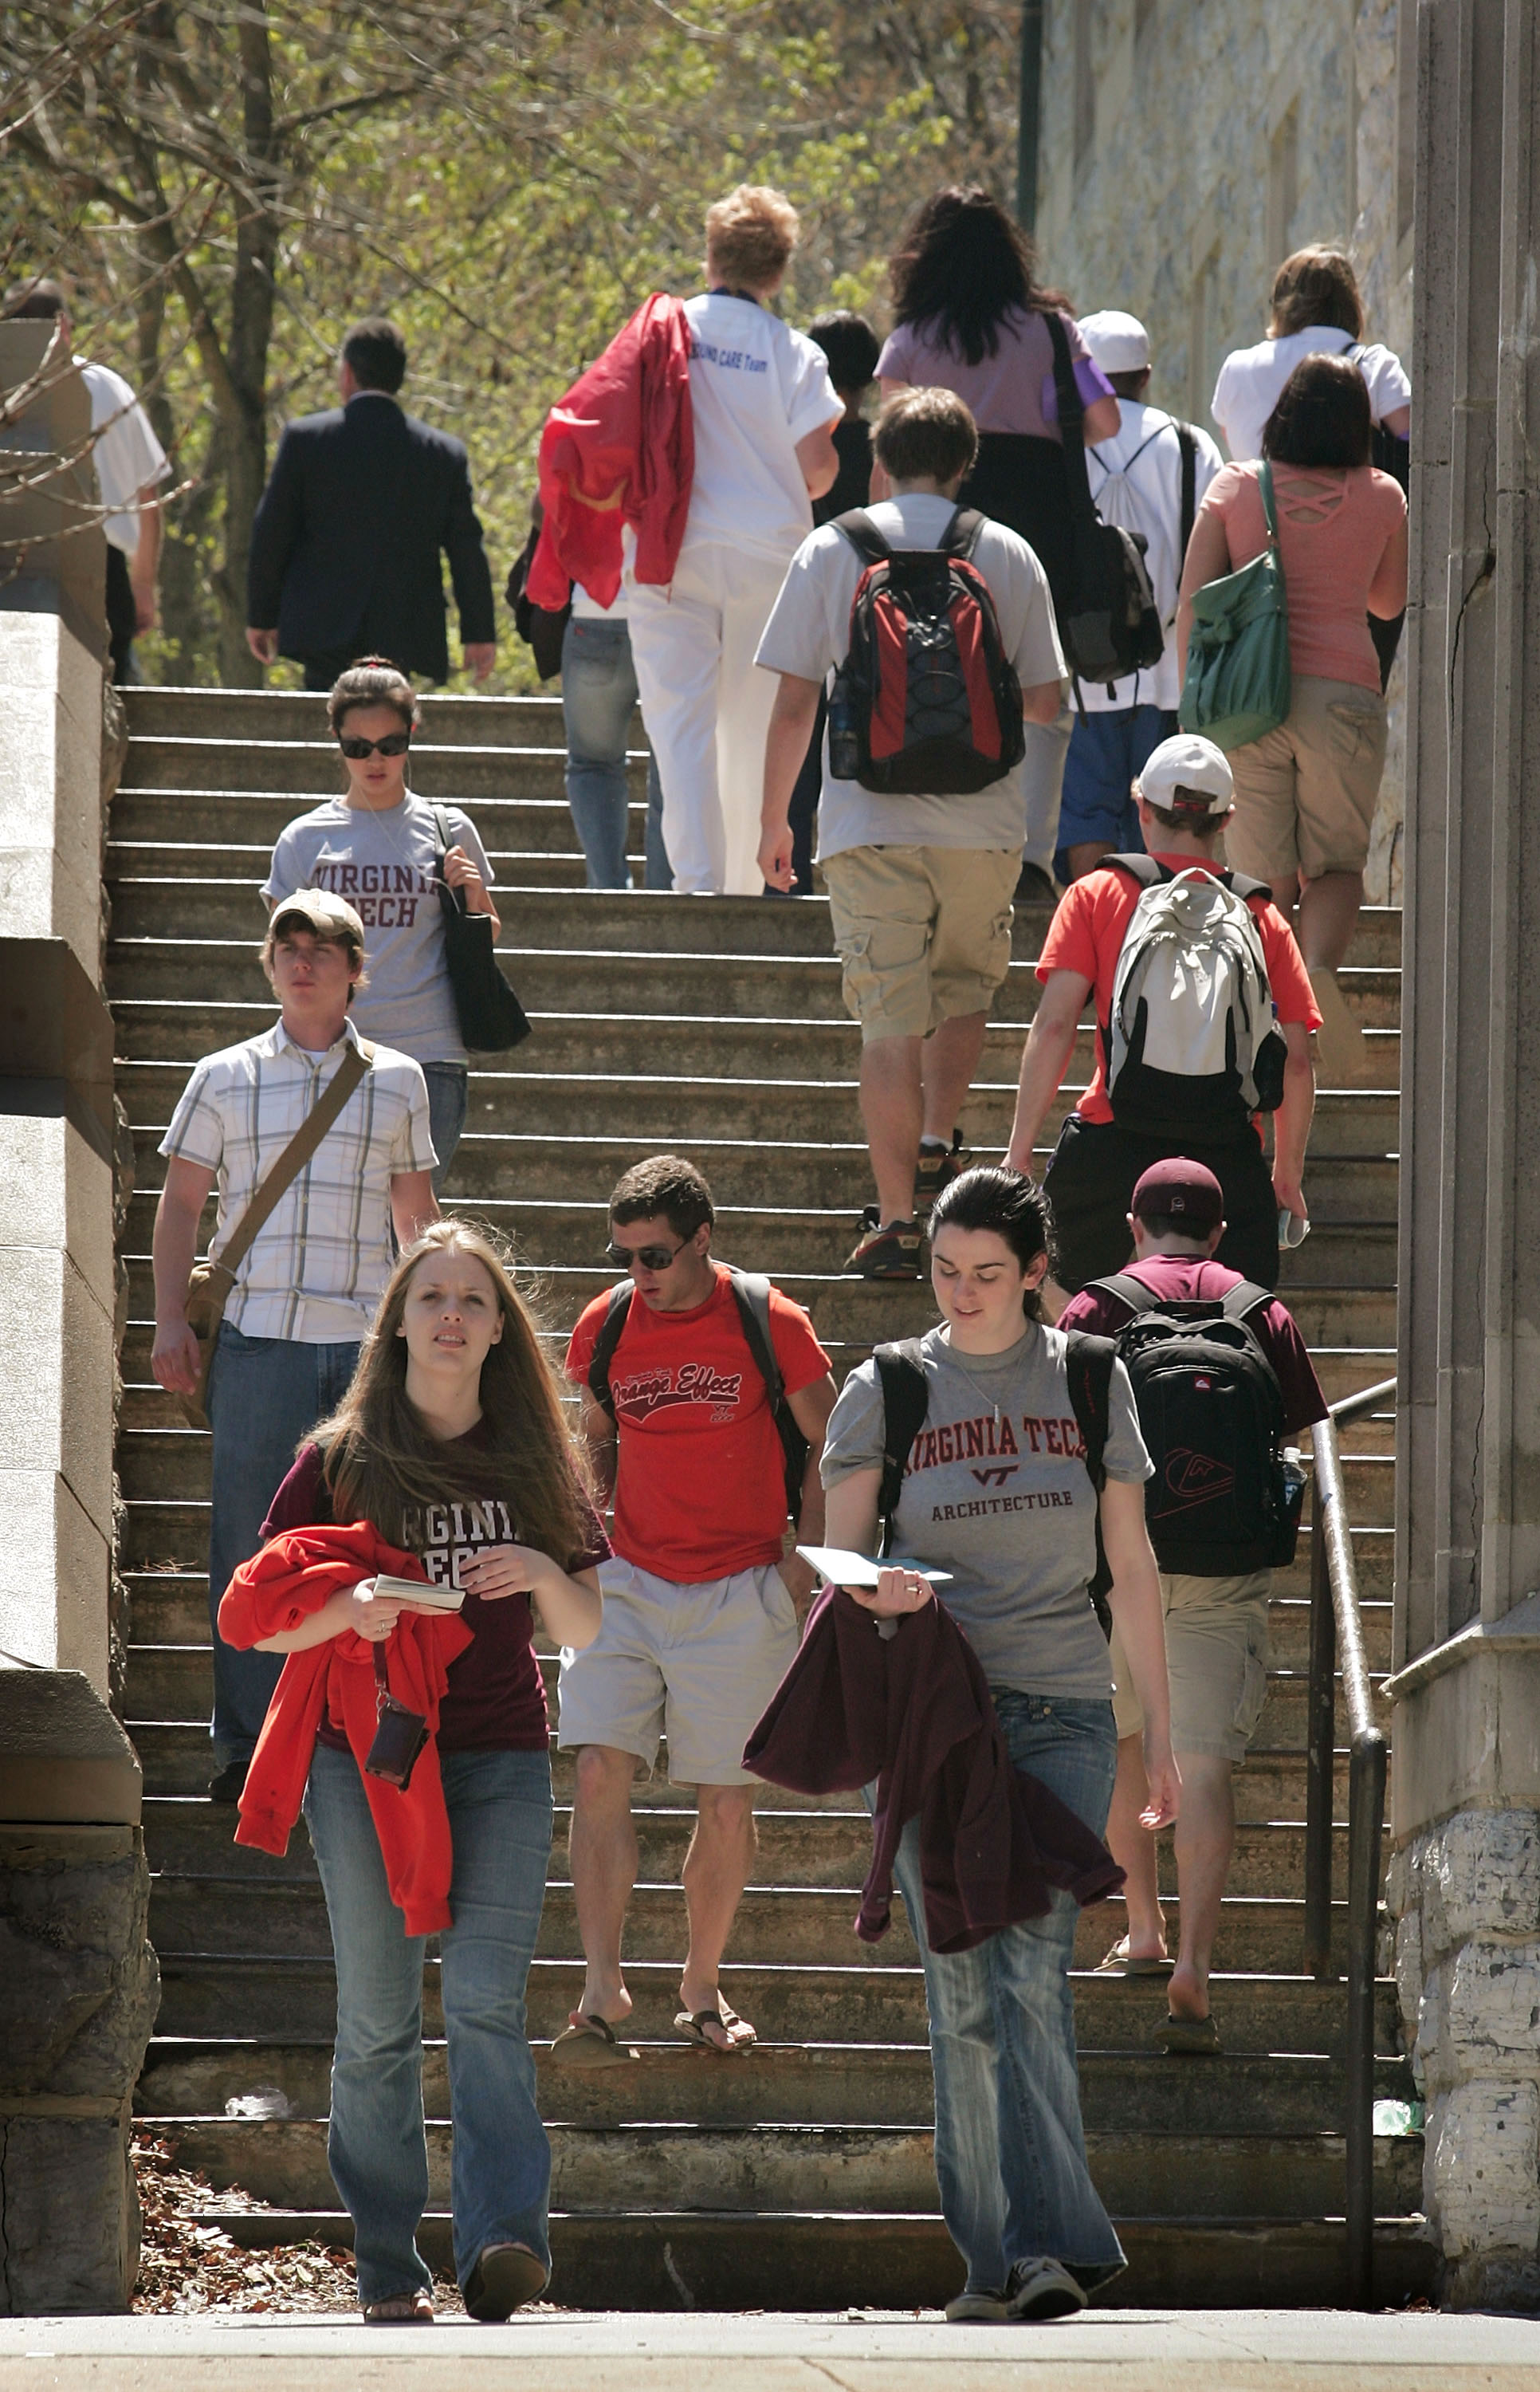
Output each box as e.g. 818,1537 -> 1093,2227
796,1546 -> 953,1590
369,1573 -> 464,1613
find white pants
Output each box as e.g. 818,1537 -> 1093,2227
627,538 -> 793,895
1020,704 -> 1074,877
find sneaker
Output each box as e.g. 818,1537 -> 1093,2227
945,2287 -> 1012,2323
914,1130 -> 971,1218
1014,860 -> 1061,907
207,1760 -> 249,1805
1004,2256 -> 1089,2321
845,1209 -> 924,1280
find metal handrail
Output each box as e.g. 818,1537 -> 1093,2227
1302,1375 -> 1395,2310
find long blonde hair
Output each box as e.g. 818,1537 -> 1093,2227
311,1220 -> 591,1564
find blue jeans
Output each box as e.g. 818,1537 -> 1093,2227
206,1324 -> 361,1768
304,1741 -> 555,2304
892,1689 -> 1123,2295
1055,704 -> 1176,878
420,1060 -> 468,1194
560,616 -> 671,890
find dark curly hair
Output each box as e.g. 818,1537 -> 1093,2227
928,1166 -> 1058,1320
890,187 -> 1071,368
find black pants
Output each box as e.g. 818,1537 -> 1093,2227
764,688 -> 823,899
105,545 -> 139,684
1043,1113 -> 1280,1293
298,648 -> 372,694
960,434 -> 1074,629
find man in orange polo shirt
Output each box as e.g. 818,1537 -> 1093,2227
1004,735 -> 1320,1292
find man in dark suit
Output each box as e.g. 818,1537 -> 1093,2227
246,318 -> 497,690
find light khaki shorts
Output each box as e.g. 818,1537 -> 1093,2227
821,844 -> 1019,1045
1224,674 -> 1388,885
556,1555 -> 799,1786
1111,1569 -> 1271,1762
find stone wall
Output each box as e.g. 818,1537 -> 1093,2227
1033,0 -> 1413,900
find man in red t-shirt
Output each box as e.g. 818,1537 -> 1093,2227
1004,734 -> 1322,1293
1060,1159 -> 1329,2051
556,1155 -> 837,2061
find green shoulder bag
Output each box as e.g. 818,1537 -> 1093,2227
1178,458 -> 1291,750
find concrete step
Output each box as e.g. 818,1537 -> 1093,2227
122,687 -> 575,745
112,1054 -> 1404,1159
136,2032 -> 1416,2136
187,2203 -> 1436,2309
152,2108 -> 1424,2222
137,1794 -> 1353,1902
143,1867 -> 1354,1979
150,1947 -> 1400,2054
116,740 -> 599,801
124,1719 -> 1361,1819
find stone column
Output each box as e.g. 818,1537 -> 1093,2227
1389,0 -> 1540,2310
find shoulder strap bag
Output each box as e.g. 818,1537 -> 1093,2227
177,1038 -> 375,1430
1177,458 -> 1292,750
431,807 -> 532,1054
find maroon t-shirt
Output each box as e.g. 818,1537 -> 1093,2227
261,1433 -> 609,1753
1058,1257 -> 1328,1438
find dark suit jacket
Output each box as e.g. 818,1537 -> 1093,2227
247,394 -> 496,683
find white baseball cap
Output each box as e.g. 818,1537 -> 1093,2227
1077,309 -> 1150,376
1136,734 -> 1235,816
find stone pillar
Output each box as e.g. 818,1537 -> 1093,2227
1388,0 -> 1540,2311
0,1668 -> 159,2313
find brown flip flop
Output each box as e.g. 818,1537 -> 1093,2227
548,2013 -> 636,2067
1159,2012 -> 1221,2055
674,2001 -> 756,2053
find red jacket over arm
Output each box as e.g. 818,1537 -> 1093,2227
528,293 -> 694,610
218,1522 -> 473,1934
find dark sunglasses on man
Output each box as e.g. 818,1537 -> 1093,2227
338,731 -> 411,758
604,1238 -> 685,1272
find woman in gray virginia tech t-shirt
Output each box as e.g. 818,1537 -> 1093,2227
819,1166 -> 1176,2316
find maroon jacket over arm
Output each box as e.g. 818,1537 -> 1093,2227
744,1587 -> 1122,1954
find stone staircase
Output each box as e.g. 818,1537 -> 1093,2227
112,686 -> 1432,2307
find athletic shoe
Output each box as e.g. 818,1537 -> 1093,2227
945,2287 -> 1012,2323
207,1761 -> 249,1805
914,1130 -> 971,1218
844,1209 -> 924,1280
1004,2256 -> 1089,2321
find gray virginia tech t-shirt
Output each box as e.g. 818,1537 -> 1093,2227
264,794 -> 494,1067
822,1321 -> 1152,1700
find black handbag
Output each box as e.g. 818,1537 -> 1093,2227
363,1645 -> 430,1792
431,806 -> 532,1053
505,521 -> 571,682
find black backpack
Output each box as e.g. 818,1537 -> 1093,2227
1045,313 -> 1165,695
585,1269 -> 810,1526
1089,1272 -> 1306,1576
827,506 -> 1027,796
873,1330 -> 1118,1632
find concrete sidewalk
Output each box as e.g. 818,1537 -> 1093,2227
4,2309 -> 1540,2389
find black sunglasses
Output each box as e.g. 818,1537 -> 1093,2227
339,731 -> 411,759
604,1238 -> 686,1272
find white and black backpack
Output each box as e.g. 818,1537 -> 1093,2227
1103,856 -> 1289,1141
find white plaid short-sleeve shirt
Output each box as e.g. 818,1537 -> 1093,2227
159,1017 -> 436,1342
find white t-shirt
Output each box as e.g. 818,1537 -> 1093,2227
755,493 -> 1067,860
263,795 -> 495,1066
571,582 -> 627,621
79,360 -> 171,555
680,293 -> 842,560
1082,402 -> 1224,712
1212,326 -> 1412,465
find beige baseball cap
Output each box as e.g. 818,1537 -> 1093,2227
1136,734 -> 1235,817
269,887 -> 367,946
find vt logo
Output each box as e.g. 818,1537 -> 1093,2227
971,1465 -> 1018,1488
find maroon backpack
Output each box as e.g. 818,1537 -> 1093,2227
827,506 -> 1027,796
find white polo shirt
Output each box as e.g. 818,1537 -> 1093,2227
1212,327 -> 1411,466
1082,402 -> 1224,712
78,359 -> 171,557
160,1018 -> 435,1342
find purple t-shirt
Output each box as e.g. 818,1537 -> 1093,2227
876,306 -> 1114,442
1058,1257 -> 1329,1439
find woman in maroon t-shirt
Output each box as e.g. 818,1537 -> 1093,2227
256,1220 -> 604,2324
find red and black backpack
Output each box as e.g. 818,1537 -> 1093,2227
827,506 -> 1027,797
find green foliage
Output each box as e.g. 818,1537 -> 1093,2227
2,0 -> 1019,688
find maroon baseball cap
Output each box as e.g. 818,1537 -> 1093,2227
1130,1158 -> 1224,1229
